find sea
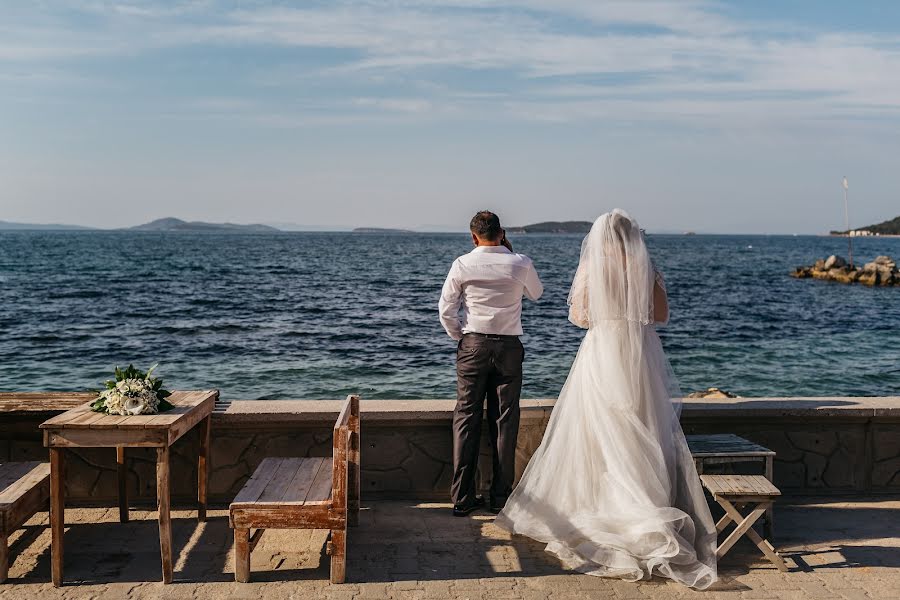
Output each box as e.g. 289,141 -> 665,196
1,231 -> 898,400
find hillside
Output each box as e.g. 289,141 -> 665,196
353,227 -> 415,234
131,218 -> 279,233
0,220 -> 94,231
507,221 -> 594,234
832,215 -> 900,235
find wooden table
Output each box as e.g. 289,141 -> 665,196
687,433 -> 776,538
40,390 -> 217,586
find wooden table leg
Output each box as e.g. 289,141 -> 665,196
197,415 -> 211,522
157,446 -> 173,584
117,446 -> 128,523
50,447 -> 65,587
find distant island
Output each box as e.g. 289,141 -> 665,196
507,221 -> 594,234
352,227 -> 415,234
831,215 -> 900,236
0,220 -> 94,231
131,218 -> 279,233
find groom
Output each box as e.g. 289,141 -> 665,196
439,211 -> 543,516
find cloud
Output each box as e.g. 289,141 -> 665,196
2,1 -> 900,128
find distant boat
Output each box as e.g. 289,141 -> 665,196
684,231 -> 697,236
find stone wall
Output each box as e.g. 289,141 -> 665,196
1,397 -> 898,506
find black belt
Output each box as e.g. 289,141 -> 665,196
464,332 -> 519,340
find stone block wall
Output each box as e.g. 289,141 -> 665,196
0,397 -> 898,506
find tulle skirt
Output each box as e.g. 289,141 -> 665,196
494,325 -> 717,589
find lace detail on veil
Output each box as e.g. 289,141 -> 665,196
568,262 -> 590,329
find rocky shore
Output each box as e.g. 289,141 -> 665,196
687,387 -> 741,399
791,255 -> 898,286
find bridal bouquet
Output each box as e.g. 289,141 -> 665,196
91,364 -> 175,416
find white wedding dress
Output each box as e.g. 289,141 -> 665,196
495,209 -> 717,589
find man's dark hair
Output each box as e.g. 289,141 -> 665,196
470,210 -> 502,241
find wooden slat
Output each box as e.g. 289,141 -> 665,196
0,463 -> 38,500
46,428 -> 168,448
0,463 -> 50,506
230,504 -> 334,529
145,392 -> 202,426
701,474 -> 780,498
233,459 -> 283,505
687,434 -> 775,457
167,393 -> 216,444
39,402 -> 92,428
305,457 -> 335,505
59,410 -> 107,428
258,458 -> 306,502
334,395 -> 353,431
0,393 -> 93,413
281,458 -> 327,503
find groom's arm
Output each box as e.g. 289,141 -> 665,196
522,260 -> 544,301
439,261 -> 464,340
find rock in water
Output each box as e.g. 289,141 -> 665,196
824,255 -> 846,269
791,255 -> 898,286
687,387 -> 741,399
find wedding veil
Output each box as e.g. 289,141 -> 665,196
567,209 -> 682,416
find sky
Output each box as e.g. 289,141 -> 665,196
1,1 -> 899,233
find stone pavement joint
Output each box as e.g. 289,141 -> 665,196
0,498 -> 896,599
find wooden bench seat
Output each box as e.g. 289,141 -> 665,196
700,474 -> 788,572
687,434 -> 776,539
230,395 -> 360,584
0,462 -> 51,582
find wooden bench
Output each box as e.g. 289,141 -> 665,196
687,434 -> 776,539
229,395 -> 360,584
0,462 -> 51,582
700,474 -> 788,572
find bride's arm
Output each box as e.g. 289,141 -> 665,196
652,269 -> 669,325
568,262 -> 590,329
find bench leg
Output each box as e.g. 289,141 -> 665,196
234,528 -> 251,583
720,500 -> 788,572
117,447 -> 128,523
715,500 -> 767,559
0,534 -> 7,583
330,529 -> 346,584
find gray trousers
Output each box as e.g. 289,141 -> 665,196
451,333 -> 524,507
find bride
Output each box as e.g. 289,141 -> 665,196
494,209 -> 717,589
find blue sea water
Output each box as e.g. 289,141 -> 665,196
0,231 -> 898,400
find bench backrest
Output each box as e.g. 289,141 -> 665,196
332,395 -> 360,514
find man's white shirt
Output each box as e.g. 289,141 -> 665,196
439,245 -> 543,340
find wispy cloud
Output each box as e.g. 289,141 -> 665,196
2,1 -> 900,127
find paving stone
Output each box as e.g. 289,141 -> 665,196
0,500 -> 892,599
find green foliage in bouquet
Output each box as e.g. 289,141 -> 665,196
91,364 -> 175,415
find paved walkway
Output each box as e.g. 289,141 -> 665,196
1,498 -> 898,599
